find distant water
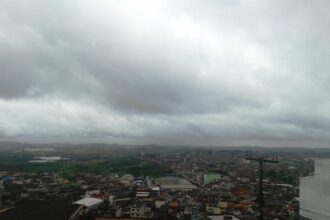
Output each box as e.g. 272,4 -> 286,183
28,156 -> 69,163
300,159 -> 330,220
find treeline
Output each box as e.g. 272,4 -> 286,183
0,154 -> 172,177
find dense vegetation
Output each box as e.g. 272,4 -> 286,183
0,153 -> 172,177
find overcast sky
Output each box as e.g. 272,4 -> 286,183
0,0 -> 330,147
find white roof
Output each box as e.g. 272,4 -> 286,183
136,192 -> 150,197
73,197 -> 103,208
208,215 -> 240,220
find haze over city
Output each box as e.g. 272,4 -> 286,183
1,0 -> 330,147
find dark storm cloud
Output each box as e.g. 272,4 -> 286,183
0,0 -> 330,146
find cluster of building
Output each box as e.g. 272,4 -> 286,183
0,150 -> 313,220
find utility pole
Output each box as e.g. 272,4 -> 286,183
245,156 -> 278,220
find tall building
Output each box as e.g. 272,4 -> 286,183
0,180 -> 4,207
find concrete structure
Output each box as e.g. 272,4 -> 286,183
123,204 -> 153,218
73,197 -> 103,209
206,203 -> 221,215
136,191 -> 150,197
154,177 -> 198,192
120,174 -> 134,186
0,180 -> 3,207
155,199 -> 166,208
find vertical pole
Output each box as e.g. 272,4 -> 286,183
258,158 -> 264,220
245,155 -> 277,220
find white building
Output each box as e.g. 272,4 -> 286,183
120,174 -> 134,186
123,204 -> 153,218
0,180 -> 3,207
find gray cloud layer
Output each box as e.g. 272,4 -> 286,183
0,0 -> 330,147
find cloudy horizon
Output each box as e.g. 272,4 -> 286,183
1,0 -> 330,147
